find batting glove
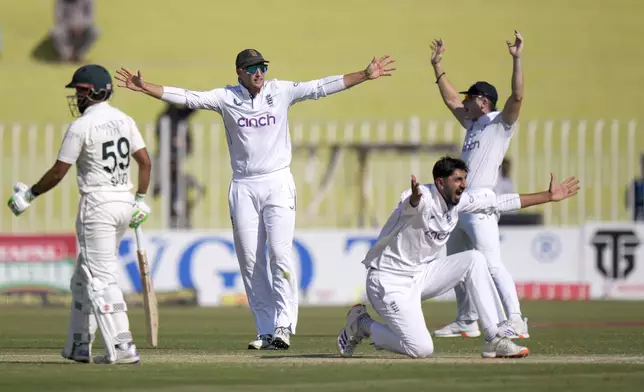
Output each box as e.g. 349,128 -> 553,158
130,193 -> 151,228
7,182 -> 36,217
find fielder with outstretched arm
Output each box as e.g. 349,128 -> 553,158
336,156 -> 578,359
115,49 -> 396,350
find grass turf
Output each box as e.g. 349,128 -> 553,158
0,301 -> 643,391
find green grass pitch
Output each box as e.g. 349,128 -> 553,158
1,0 -> 644,231
0,301 -> 643,391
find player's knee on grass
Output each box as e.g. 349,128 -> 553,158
404,337 -> 434,358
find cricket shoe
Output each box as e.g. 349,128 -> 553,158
93,343 -> 140,365
61,343 -> 91,364
337,304 -> 371,358
433,320 -> 481,338
509,317 -> 530,339
248,334 -> 274,350
497,317 -> 530,339
271,327 -> 291,350
481,336 -> 530,359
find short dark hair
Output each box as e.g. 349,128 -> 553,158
432,156 -> 469,180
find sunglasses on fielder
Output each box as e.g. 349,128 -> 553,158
465,93 -> 497,102
246,64 -> 268,74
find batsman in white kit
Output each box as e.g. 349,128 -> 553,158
429,31 -> 530,338
337,157 -> 579,359
115,49 -> 396,349
7,64 -> 152,364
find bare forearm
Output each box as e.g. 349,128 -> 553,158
510,57 -> 524,100
31,167 -> 65,196
432,63 -> 461,107
141,81 -> 165,100
518,191 -> 552,209
137,162 -> 152,195
343,71 -> 368,89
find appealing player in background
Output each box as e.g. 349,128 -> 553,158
7,64 -> 152,365
337,157 -> 579,359
429,31 -> 529,339
115,49 -> 396,350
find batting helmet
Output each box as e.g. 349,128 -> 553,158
65,64 -> 113,117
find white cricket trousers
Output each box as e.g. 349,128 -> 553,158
366,250 -> 505,358
446,211 -> 522,322
63,191 -> 135,354
228,168 -> 298,336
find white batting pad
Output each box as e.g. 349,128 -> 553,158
87,278 -> 133,362
62,273 -> 97,357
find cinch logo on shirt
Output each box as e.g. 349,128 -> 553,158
237,114 -> 277,128
462,140 -> 480,152
424,230 -> 450,241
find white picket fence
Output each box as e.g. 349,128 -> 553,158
0,118 -> 640,233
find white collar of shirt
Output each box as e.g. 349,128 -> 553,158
428,184 -> 452,213
83,101 -> 109,115
471,110 -> 500,127
236,81 -> 263,100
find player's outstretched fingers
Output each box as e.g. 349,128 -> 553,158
568,177 -> 581,194
114,68 -> 131,85
115,67 -> 130,78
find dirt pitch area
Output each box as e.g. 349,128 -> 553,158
2,352 -> 643,365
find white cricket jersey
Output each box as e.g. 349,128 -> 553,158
166,77 -> 344,179
361,184 -> 521,276
57,101 -> 146,194
461,111 -> 515,190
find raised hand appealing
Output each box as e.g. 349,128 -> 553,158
115,67 -> 146,92
548,173 -> 580,202
365,55 -> 397,79
506,30 -> 524,58
410,175 -> 423,207
430,39 -> 446,65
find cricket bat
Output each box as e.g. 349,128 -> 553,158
134,226 -> 159,347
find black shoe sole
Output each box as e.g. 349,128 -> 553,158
271,338 -> 290,350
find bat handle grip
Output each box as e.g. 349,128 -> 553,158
134,226 -> 144,252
